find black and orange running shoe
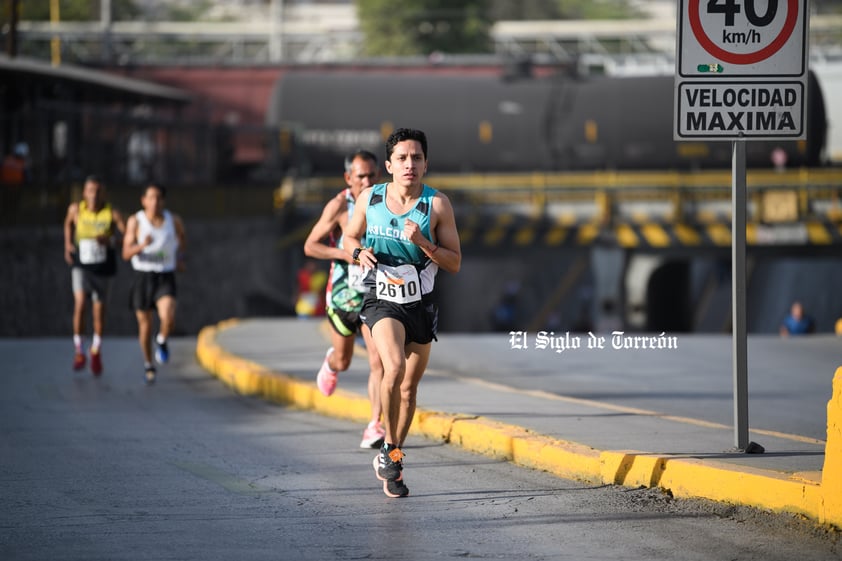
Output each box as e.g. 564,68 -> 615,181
384,475 -> 409,498
372,455 -> 409,498
376,444 -> 404,481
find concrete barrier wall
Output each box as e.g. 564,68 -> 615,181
0,218 -> 299,337
0,219 -> 594,337
5,217 -> 842,338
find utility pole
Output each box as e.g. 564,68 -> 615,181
50,0 -> 61,66
5,0 -> 18,57
101,0 -> 112,63
269,0 -> 283,62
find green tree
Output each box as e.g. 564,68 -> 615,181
488,0 -> 563,21
356,0 -> 492,56
165,0 -> 214,22
556,0 -> 641,20
490,0 -> 639,21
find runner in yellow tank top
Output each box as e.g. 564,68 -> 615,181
63,176 -> 126,376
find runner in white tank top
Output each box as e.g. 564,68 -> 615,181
131,209 -> 179,273
123,184 -> 186,385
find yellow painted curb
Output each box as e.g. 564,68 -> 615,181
656,457 -> 823,518
820,366 -> 842,527
196,320 -> 841,530
197,321 -> 372,425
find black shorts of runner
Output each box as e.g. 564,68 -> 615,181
360,292 -> 438,345
326,306 -> 361,338
71,267 -> 112,302
129,271 -> 177,311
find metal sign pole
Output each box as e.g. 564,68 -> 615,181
676,0 -> 804,455
731,140 -> 749,450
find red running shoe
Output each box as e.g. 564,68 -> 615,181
90,349 -> 102,376
72,351 -> 86,371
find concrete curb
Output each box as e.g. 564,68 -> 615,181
195,319 -> 841,529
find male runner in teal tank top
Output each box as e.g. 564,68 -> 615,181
344,128 -> 462,498
303,149 -> 386,449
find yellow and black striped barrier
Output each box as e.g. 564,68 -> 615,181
457,213 -> 842,249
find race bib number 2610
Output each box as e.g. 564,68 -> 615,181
375,264 -> 421,304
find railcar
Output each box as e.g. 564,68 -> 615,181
265,70 -> 827,175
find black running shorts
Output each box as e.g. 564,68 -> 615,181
71,266 -> 112,302
360,292 -> 438,345
129,271 -> 177,311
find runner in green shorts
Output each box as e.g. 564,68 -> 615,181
304,149 -> 386,449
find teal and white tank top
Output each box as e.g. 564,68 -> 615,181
364,182 -> 439,300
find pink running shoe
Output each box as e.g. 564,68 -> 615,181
359,420 -> 386,449
316,348 -> 338,396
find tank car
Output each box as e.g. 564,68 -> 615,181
265,70 -> 826,175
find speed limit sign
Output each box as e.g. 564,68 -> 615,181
677,0 -> 808,77
675,0 -> 808,139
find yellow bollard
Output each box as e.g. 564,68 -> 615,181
821,367 -> 842,527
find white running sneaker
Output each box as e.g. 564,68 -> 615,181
316,348 -> 338,396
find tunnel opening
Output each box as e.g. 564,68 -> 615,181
645,260 -> 692,333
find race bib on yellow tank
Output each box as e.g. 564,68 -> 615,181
78,239 -> 107,265
375,264 -> 421,304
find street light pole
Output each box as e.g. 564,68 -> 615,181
4,0 -> 18,58
50,0 -> 61,66
269,0 -> 284,62
101,0 -> 112,63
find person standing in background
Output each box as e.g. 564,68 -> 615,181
122,183 -> 186,384
295,260 -> 327,318
779,300 -> 814,336
1,143 -> 28,185
63,175 -> 126,376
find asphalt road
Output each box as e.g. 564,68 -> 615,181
2,338 -> 840,561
